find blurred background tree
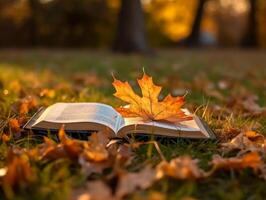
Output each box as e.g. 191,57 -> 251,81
183,0 -> 207,46
242,0 -> 257,47
0,0 -> 265,50
113,0 -> 150,53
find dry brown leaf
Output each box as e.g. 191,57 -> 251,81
221,130 -> 266,153
59,126 -> 84,159
3,149 -> 36,194
116,144 -> 134,164
71,180 -> 118,200
1,133 -> 11,143
8,118 -> 21,133
79,156 -> 111,177
227,92 -> 266,116
40,127 -> 82,161
83,132 -> 110,162
116,166 -> 156,198
73,72 -> 104,87
79,140 -> 133,177
192,74 -> 225,100
19,96 -> 38,115
156,156 -> 205,180
39,127 -> 111,163
241,95 -> 266,116
41,143 -> 67,161
113,73 -> 192,123
210,152 -> 263,173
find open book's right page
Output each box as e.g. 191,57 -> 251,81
116,109 -> 212,139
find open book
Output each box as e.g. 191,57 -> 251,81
23,103 -> 215,139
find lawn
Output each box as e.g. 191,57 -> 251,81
0,49 -> 266,200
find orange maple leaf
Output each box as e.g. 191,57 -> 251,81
112,73 -> 192,123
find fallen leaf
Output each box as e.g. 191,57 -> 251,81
241,95 -> 266,116
1,133 -> 11,143
9,118 -> 20,133
116,144 -> 134,164
39,88 -> 56,98
39,127 -> 111,163
40,128 -> 81,161
19,96 -> 38,115
113,73 -> 192,123
41,142 -> 67,161
3,149 -> 36,197
210,152 -> 262,173
192,74 -> 224,100
116,166 -> 156,198
156,156 -> 204,180
227,92 -> 266,116
73,72 -> 104,87
71,180 -> 117,200
83,132 -> 109,162
59,126 -> 83,159
221,130 -> 266,153
78,156 -> 111,177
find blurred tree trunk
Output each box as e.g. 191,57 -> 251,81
28,0 -> 39,46
242,0 -> 257,47
184,0 -> 206,46
113,0 -> 150,53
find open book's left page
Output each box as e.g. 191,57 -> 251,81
30,103 -> 124,133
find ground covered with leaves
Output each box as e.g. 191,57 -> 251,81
0,49 -> 266,200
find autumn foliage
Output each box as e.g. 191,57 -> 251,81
0,67 -> 266,200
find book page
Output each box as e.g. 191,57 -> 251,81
117,107 -> 198,131
121,117 -> 200,132
36,103 -> 123,132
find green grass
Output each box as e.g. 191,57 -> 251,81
0,49 -> 266,200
